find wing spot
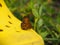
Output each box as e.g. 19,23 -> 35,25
8,21 -> 12,24
8,15 -> 11,18
0,3 -> 2,7
5,25 -> 10,28
0,29 -> 3,32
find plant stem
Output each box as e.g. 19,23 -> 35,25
34,18 -> 38,31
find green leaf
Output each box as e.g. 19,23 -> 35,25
39,5 -> 44,16
32,8 -> 39,18
38,19 -> 43,27
56,24 -> 60,33
40,31 -> 49,38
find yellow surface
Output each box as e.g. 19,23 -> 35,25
0,0 -> 44,45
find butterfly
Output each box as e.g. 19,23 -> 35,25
21,16 -> 32,30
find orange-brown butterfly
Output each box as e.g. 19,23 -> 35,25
21,16 -> 32,30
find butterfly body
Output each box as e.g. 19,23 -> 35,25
21,16 -> 32,30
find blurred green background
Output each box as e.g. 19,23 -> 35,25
4,0 -> 60,45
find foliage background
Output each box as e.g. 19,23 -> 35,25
4,0 -> 60,45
